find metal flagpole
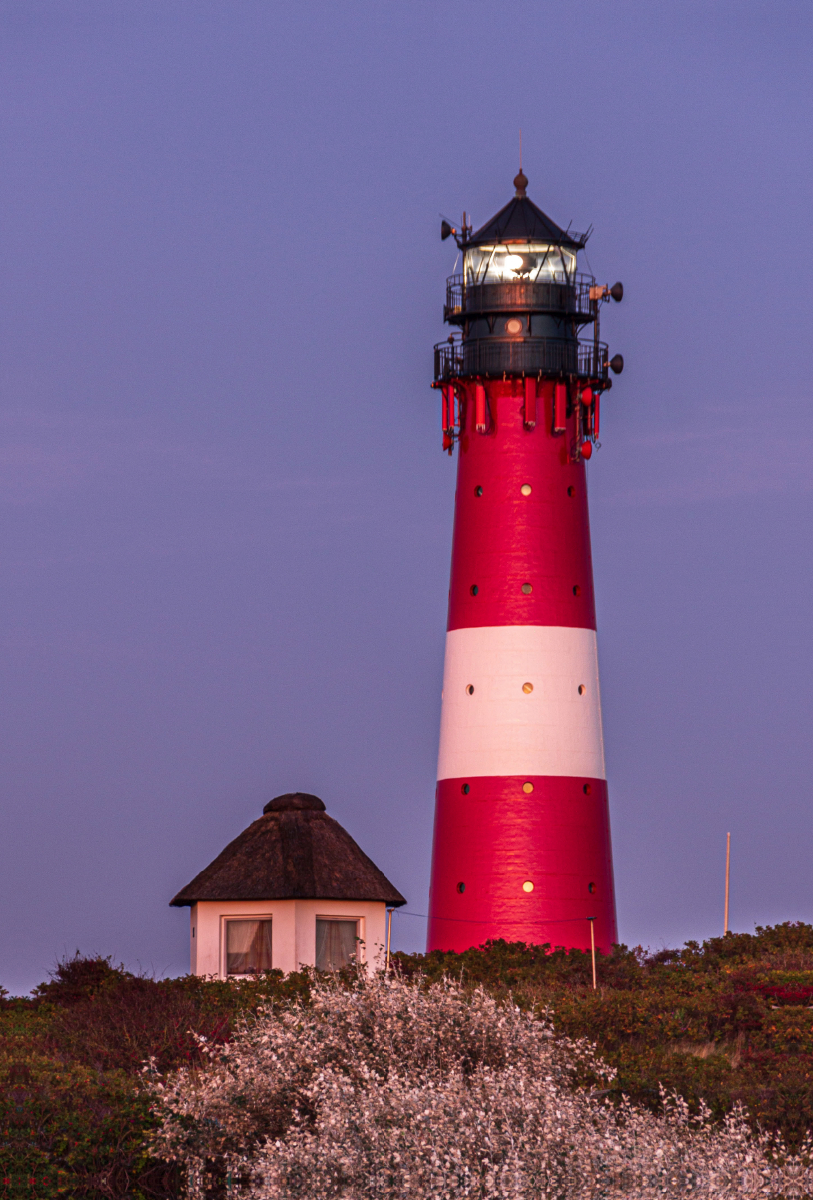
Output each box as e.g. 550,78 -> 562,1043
588,917 -> 596,990
724,832 -> 731,935
385,908 -> 393,973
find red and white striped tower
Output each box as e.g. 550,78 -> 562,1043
427,170 -> 624,954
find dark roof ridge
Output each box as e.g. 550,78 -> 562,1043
264,792 -> 325,813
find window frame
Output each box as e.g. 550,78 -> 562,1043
314,915 -> 363,971
220,915 -> 274,978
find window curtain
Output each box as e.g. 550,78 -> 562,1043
315,919 -> 359,971
226,920 -> 272,975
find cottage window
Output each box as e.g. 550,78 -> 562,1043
315,919 -> 359,970
225,919 -> 272,976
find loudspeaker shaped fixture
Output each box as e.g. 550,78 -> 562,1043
610,281 -> 624,302
609,354 -> 624,374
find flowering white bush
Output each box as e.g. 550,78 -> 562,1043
148,972 -> 810,1199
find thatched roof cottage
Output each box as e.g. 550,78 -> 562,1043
171,792 -> 405,977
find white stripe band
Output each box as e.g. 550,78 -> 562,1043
437,625 -> 606,781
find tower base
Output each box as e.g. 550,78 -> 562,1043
427,775 -> 616,953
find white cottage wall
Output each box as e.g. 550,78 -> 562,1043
190,898 -> 388,978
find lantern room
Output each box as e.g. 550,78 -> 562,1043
435,169 -> 623,456
463,242 -> 577,286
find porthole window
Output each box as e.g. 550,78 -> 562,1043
506,318 -> 523,335
521,582 -> 533,595
520,484 -> 532,496
470,584 -> 479,596
475,486 -> 483,497
567,486 -> 575,497
522,682 -> 533,694
522,880 -> 534,893
578,684 -> 586,695
461,783 -> 470,795
466,684 -> 475,695
456,882 -> 466,894
583,783 -> 592,796
588,882 -> 597,894
522,782 -> 534,794
573,584 -> 581,596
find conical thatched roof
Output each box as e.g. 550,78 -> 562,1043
170,793 -> 406,908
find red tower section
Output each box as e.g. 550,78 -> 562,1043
427,171 -> 624,954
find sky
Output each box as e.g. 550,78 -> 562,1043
1,0 -> 812,994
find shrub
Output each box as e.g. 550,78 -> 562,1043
149,972 -> 811,1200
7,928 -> 813,1197
2,955 -> 310,1198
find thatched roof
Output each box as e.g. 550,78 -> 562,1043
170,793 -> 406,908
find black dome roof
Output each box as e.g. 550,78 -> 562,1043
467,174 -> 586,250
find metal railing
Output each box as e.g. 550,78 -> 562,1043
433,337 -> 609,383
444,273 -> 595,323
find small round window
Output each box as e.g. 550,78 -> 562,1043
456,882 -> 466,894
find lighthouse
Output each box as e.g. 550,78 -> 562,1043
427,169 -> 624,955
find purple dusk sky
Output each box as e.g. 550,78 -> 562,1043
1,1 -> 811,994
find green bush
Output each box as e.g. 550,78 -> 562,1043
2,957 -> 310,1198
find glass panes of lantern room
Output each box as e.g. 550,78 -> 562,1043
464,243 -> 577,286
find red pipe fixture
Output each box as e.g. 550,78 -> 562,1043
442,386 -> 450,433
593,395 -> 600,439
446,385 -> 457,433
580,440 -> 593,460
475,383 -> 487,433
554,382 -> 567,433
524,377 -> 537,429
